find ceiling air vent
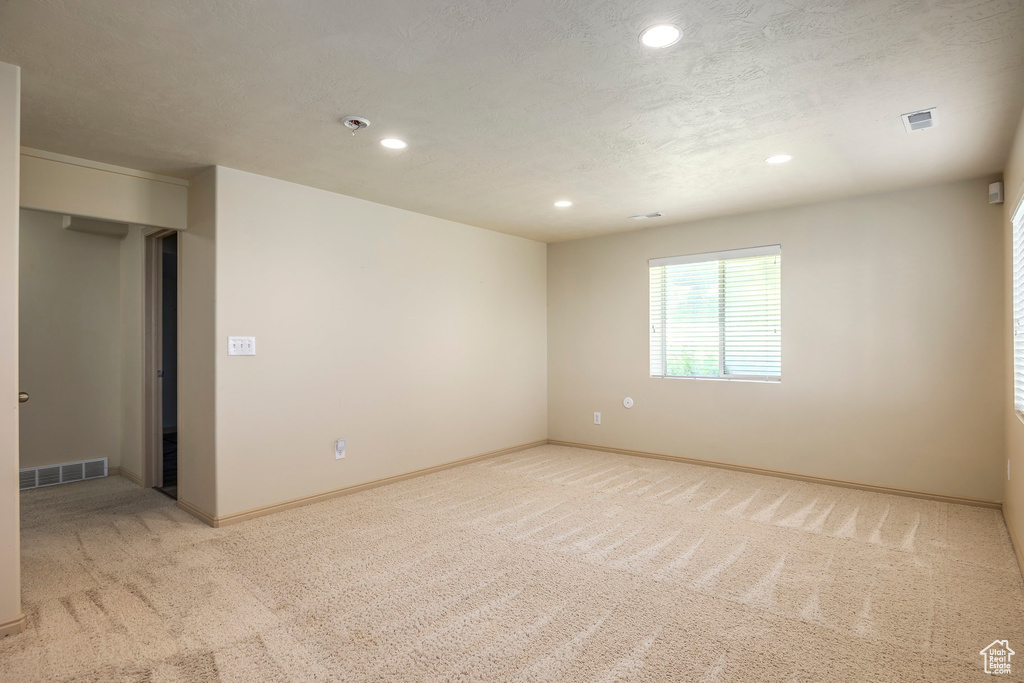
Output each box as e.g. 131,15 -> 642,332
630,212 -> 664,221
901,107 -> 938,133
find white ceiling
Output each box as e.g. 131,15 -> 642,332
1,0 -> 1023,242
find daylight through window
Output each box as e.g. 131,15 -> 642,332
1013,201 -> 1024,413
650,245 -> 781,381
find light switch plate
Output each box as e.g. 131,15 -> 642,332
335,439 -> 346,460
228,336 -> 256,356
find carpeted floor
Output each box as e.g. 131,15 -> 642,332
2,444 -> 1023,682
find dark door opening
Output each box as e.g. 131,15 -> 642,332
156,233 -> 177,499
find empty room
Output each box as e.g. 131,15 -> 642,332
1,1 -> 1023,681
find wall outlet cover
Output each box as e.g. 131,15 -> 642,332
594,412 -> 601,425
336,439 -> 346,460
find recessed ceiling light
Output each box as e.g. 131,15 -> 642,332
380,138 -> 407,149
765,154 -> 793,164
640,24 -> 681,48
554,200 -> 573,208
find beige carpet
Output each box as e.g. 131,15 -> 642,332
2,444 -> 1023,682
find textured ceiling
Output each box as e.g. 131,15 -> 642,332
1,0 -> 1023,242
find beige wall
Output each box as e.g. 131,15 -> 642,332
1004,109 -> 1024,553
18,210 -> 123,470
119,226 -> 145,480
179,168 -> 217,515
204,166 -> 547,518
20,149 -> 187,230
549,178 -> 1004,502
0,61 -> 21,632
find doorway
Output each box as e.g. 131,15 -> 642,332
144,230 -> 179,499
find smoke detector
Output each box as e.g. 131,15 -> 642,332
630,212 -> 663,220
901,108 -> 938,132
342,116 -> 371,135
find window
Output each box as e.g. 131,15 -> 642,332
1014,199 -> 1024,413
650,245 -> 781,381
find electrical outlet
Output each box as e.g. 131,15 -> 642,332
228,336 -> 256,356
335,439 -> 346,460
594,412 -> 601,425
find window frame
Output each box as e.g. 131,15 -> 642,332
649,245 -> 782,383
1012,196 -> 1024,418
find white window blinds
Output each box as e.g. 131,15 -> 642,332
1013,200 -> 1024,412
650,245 -> 781,381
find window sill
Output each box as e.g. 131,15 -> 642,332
651,375 -> 781,384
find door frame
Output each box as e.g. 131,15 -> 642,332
143,228 -> 177,489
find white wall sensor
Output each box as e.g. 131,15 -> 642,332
989,181 -> 1004,205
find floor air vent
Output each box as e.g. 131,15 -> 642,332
84,459 -> 106,479
19,458 -> 108,490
